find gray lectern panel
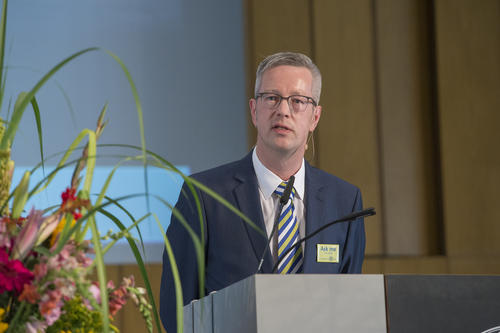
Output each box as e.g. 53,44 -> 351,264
255,275 -> 386,333
183,302 -> 194,333
212,274 -> 386,333
386,275 -> 500,333
212,276 -> 258,333
192,293 -> 214,333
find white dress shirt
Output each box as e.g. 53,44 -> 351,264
252,148 -> 306,259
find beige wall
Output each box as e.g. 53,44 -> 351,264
434,0 -> 500,271
114,1 -> 500,331
245,0 -> 500,270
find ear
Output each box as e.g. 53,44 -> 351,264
250,98 -> 258,126
309,105 -> 321,132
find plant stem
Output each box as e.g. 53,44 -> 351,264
6,301 -> 26,333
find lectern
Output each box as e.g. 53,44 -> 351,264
183,274 -> 500,333
183,274 -> 387,333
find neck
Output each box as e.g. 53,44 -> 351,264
255,146 -> 304,180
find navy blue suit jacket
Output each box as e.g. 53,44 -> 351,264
160,152 -> 365,332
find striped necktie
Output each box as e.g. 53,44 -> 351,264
275,181 -> 303,274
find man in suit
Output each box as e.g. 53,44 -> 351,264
160,52 -> 365,332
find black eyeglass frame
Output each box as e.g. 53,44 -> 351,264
255,92 -> 317,112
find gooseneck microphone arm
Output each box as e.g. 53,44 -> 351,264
271,207 -> 376,273
256,176 -> 295,274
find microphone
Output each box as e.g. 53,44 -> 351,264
271,207 -> 376,273
256,175 -> 295,273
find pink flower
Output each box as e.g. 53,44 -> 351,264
12,209 -> 44,260
33,262 -> 47,279
39,289 -> 63,325
0,220 -> 10,250
89,283 -> 101,301
108,275 -> 135,316
0,248 -> 34,294
26,318 -> 47,333
53,277 -> 76,299
83,282 -> 101,310
47,242 -> 79,270
35,213 -> 62,247
109,286 -> 128,316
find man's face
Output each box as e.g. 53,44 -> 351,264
250,65 -> 321,158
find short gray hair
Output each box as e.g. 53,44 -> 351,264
254,52 -> 322,103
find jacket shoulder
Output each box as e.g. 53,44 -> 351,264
188,153 -> 253,192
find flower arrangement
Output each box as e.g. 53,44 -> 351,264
0,0 -> 157,331
0,117 -> 152,332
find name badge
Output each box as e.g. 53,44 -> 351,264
316,244 -> 339,263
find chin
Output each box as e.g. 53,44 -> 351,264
272,144 -> 303,156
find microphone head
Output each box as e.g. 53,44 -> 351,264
365,207 -> 376,216
280,175 -> 295,205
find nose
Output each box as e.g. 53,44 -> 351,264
276,97 -> 292,117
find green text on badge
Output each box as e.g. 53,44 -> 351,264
316,244 -> 339,263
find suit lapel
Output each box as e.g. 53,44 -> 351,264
232,153 -> 274,273
303,163 -> 327,273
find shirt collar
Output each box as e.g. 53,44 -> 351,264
252,147 -> 305,200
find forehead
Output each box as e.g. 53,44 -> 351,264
259,65 -> 313,95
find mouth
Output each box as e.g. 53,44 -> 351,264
272,124 -> 292,132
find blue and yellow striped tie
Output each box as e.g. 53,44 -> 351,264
275,181 -> 303,274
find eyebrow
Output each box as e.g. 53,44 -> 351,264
261,89 -> 310,96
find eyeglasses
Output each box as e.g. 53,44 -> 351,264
255,92 -> 317,113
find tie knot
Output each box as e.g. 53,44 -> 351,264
275,181 -> 295,200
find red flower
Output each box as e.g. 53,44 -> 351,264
61,187 -> 77,203
19,283 -> 40,303
60,187 -> 87,221
0,248 -> 34,294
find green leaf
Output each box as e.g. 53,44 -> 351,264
89,214 -> 110,333
11,170 -> 30,219
29,95 -> 44,171
154,214 -> 184,333
54,213 -> 75,253
33,245 -> 52,257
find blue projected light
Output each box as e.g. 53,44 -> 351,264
11,165 -> 189,263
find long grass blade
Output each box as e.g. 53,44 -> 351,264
29,95 -> 44,171
0,58 -> 7,112
110,143 -> 264,235
154,195 -> 205,303
82,130 -> 96,194
88,214 -> 109,333
0,0 -> 7,105
54,79 -> 77,128
154,214 -> 184,333
0,47 -> 99,150
10,170 -> 29,219
53,193 -> 146,255
100,213 -> 149,255
102,194 -> 146,255
103,50 -> 146,165
97,208 -> 159,333
103,50 -> 151,227
77,154 -> 145,246
33,129 -> 95,195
